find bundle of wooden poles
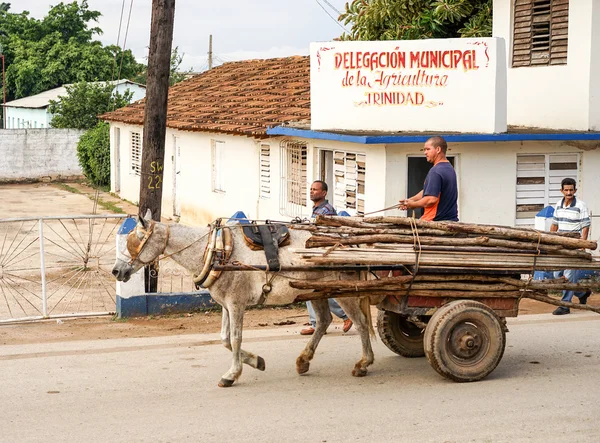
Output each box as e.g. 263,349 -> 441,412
288,215 -> 600,312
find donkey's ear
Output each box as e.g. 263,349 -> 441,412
138,215 -> 147,229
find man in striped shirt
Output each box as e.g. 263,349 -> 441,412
550,177 -> 592,315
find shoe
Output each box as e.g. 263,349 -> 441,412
300,327 -> 315,335
579,290 -> 592,305
343,318 -> 353,333
552,306 -> 570,315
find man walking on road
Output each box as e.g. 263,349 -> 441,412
551,177 -> 592,315
301,180 -> 353,335
399,136 -> 458,222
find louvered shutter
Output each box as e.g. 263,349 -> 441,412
515,153 -> 578,226
333,151 -> 366,216
259,144 -> 271,199
130,132 -> 142,175
512,0 -> 569,68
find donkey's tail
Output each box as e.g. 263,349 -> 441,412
360,296 -> 376,338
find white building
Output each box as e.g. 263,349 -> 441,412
103,0 -> 600,243
4,80 -> 146,129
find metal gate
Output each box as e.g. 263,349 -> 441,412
0,215 -> 127,323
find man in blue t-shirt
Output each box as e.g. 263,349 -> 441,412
399,136 -> 458,222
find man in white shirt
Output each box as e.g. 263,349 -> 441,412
550,178 -> 592,315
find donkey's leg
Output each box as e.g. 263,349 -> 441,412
337,297 -> 374,377
220,307 -> 266,372
296,298 -> 332,375
219,304 -> 245,387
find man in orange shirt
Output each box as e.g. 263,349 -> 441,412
399,136 -> 458,222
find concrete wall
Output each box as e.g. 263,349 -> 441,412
494,0 -> 598,130
310,38 -> 507,133
385,140 -> 600,239
0,129 -> 84,182
5,107 -> 51,129
110,122 -> 390,225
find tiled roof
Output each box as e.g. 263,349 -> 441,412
101,56 -> 310,137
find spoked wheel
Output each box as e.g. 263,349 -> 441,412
424,300 -> 506,382
377,310 -> 425,358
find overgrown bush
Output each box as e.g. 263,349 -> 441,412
77,121 -> 110,186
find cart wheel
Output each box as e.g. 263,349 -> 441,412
424,300 -> 506,382
377,310 -> 425,358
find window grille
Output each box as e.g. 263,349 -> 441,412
279,140 -> 308,217
512,0 -> 569,67
130,132 -> 142,175
515,153 -> 578,226
259,144 -> 271,199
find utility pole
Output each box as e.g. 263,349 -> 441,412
208,34 -> 213,70
139,0 -> 176,293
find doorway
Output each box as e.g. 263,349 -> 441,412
407,156 -> 455,218
172,136 -> 181,217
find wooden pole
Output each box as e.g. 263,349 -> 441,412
139,0 -> 176,293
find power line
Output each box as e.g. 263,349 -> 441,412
320,0 -> 343,15
315,0 -> 348,33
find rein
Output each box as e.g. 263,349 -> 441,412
128,221 -> 212,266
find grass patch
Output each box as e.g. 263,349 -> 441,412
92,198 -> 125,214
55,182 -> 82,194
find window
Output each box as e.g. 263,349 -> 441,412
279,140 -> 307,217
331,150 -> 366,216
259,144 -> 271,199
212,140 -> 226,192
512,0 -> 569,67
130,132 -> 142,175
515,153 -> 578,226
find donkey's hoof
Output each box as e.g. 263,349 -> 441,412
256,356 -> 266,371
296,357 -> 310,375
218,378 -> 235,388
352,367 -> 368,377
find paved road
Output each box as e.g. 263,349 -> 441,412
2,313 -> 600,443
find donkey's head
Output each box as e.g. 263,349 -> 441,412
112,209 -> 169,282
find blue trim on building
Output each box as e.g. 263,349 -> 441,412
266,126 -> 600,144
116,291 -> 215,318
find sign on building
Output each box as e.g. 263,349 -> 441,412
310,38 -> 507,134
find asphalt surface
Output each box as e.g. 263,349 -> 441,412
2,312 -> 600,443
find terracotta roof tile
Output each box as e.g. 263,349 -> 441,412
102,56 -> 310,137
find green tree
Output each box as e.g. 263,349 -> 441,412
339,0 -> 492,41
76,121 -> 110,186
133,46 -> 193,86
0,1 -> 145,100
48,81 -> 133,130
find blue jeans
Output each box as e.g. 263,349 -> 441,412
553,269 -> 591,302
306,299 -> 348,327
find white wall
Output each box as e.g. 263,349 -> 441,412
494,0 -> 598,130
384,140 -> 600,238
0,129 -> 84,181
310,38 -> 507,133
5,107 -> 51,129
110,123 -> 391,225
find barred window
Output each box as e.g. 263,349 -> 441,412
130,132 -> 142,175
512,0 -> 569,67
279,140 -> 307,217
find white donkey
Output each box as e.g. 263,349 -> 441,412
112,211 -> 375,387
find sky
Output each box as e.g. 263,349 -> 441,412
13,0 -> 350,71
